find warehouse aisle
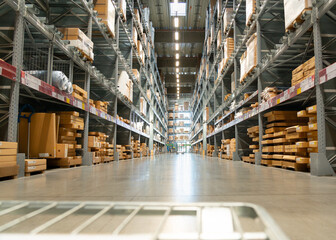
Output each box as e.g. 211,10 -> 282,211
1,153 -> 336,239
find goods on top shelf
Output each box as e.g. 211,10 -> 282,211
59,28 -> 94,62
292,57 -> 315,86
284,0 -> 312,31
0,142 -> 19,179
94,0 -> 116,38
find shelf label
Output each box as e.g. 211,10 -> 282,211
297,88 -> 302,95
82,102 -> 85,110
66,97 -> 70,104
277,98 -> 281,104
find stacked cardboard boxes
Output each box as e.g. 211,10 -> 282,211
207,144 -> 215,157
291,57 -> 315,86
220,139 -> 236,160
25,159 -> 46,176
53,111 -> 84,168
88,132 -> 114,164
132,138 -> 141,158
94,0 -> 116,38
60,28 -> 94,61
244,125 -> 259,164
0,142 -> 19,179
72,84 -> 87,102
94,101 -> 109,113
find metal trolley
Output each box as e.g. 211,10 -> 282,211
0,201 -> 288,240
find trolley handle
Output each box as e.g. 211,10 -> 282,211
18,104 -> 35,123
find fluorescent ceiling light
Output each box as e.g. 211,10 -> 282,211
175,43 -> 179,51
174,17 -> 179,28
176,68 -> 179,73
176,53 -> 179,59
170,2 -> 186,16
175,31 -> 179,40
177,83 -> 179,87
176,61 -> 180,67
177,79 -> 179,82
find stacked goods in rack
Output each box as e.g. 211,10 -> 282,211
132,138 -> 141,158
116,145 -> 132,160
261,111 -> 309,171
140,97 -> 147,116
220,139 -> 236,160
118,71 -> 133,103
207,125 -> 214,135
89,99 -> 95,108
88,132 -> 114,164
0,142 -> 19,180
207,144 -> 215,157
298,105 -> 318,165
52,111 -> 84,168
224,38 -> 234,66
284,0 -> 312,31
72,84 -> 87,102
94,101 -> 109,113
94,0 -> 116,38
141,143 -> 149,157
243,126 -> 259,164
223,8 -> 233,33
59,28 -> 94,62
25,159 -> 46,176
116,115 -> 131,125
119,0 -> 127,21
240,33 -> 257,84
133,69 -> 140,82
217,30 -> 222,50
291,57 -> 315,86
246,0 -> 256,26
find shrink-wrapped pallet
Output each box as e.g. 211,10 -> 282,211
246,33 -> 257,76
284,0 -> 312,30
223,8 -> 233,33
94,0 -> 116,38
240,51 -> 247,83
224,37 -> 234,65
246,0 -> 256,26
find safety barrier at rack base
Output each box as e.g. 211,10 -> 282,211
0,60 -> 16,81
320,62 -> 336,84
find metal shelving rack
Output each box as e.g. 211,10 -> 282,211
190,0 -> 336,176
0,0 -> 168,166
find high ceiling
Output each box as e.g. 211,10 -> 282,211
142,0 -> 207,100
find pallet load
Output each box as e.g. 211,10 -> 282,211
94,101 -> 109,113
0,142 -> 19,180
25,159 -> 46,176
261,111 -> 309,171
141,143 -> 149,157
118,71 -> 133,103
284,0 -> 312,32
72,84 -> 87,102
59,28 -> 94,62
88,132 -> 114,164
52,111 -> 84,168
291,57 -> 315,86
207,144 -> 215,157
298,105 -> 318,166
223,8 -> 233,33
246,0 -> 256,26
132,138 -> 141,158
94,0 -> 116,38
119,0 -> 127,21
244,125 -> 259,164
224,37 -> 234,66
220,139 -> 236,160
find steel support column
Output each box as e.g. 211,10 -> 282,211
7,0 -> 25,142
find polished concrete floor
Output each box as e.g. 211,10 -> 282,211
1,153 -> 336,239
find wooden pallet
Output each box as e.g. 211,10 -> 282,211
25,170 -> 45,177
77,48 -> 93,63
285,9 -> 312,33
282,161 -> 308,172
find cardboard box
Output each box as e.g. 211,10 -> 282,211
0,156 -> 17,166
0,142 -> 17,149
56,144 -> 69,158
25,164 -> 46,173
25,159 -> 46,166
0,165 -> 19,178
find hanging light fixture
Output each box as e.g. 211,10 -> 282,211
174,17 -> 179,28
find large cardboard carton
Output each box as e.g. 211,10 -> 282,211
284,0 -> 312,30
94,0 -> 116,38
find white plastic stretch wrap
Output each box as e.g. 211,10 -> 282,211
246,33 -> 257,75
284,0 -> 312,29
246,0 -> 255,26
223,8 -> 233,32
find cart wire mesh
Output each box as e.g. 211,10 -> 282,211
0,201 -> 289,240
